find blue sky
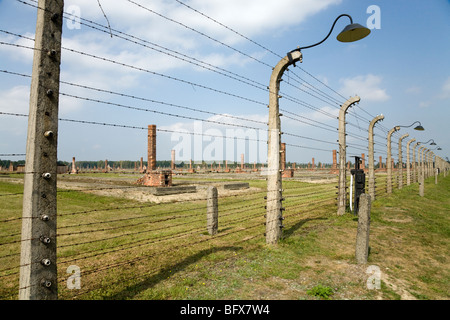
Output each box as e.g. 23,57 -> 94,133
0,0 -> 449,165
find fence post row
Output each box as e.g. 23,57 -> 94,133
337,96 -> 361,216
19,0 -> 64,300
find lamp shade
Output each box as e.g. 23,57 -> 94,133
337,23 -> 371,42
414,124 -> 425,131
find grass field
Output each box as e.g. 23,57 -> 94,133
0,171 -> 448,300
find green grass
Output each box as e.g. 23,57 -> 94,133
0,172 -> 448,300
306,284 -> 334,300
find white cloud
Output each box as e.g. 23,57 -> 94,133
67,0 -> 342,44
405,86 -> 421,94
0,86 -> 30,136
415,77 -> 450,108
60,0 -> 342,72
172,0 -> 343,44
419,101 -> 431,108
338,74 -> 390,102
0,32 -> 34,62
0,85 -> 30,114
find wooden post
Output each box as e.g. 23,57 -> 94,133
19,0 -> 64,300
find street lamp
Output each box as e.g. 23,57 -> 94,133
287,14 -> 370,65
397,121 -> 425,131
266,14 -> 370,244
418,139 -> 437,146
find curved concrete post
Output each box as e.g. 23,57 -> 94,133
398,133 -> 409,189
424,150 -> 430,179
337,95 -> 361,215
266,50 -> 302,244
430,152 -> 435,182
386,126 -> 400,194
418,146 -> 425,177
406,138 -> 416,185
368,114 -> 384,200
412,142 -> 420,183
420,147 -> 427,179
428,151 -> 433,178
418,146 -> 426,196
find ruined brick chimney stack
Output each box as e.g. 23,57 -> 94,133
281,143 -> 286,171
137,124 -> 172,187
148,125 -> 156,172
171,150 -> 175,170
281,143 -> 293,178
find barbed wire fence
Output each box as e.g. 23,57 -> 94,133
0,0 -> 445,300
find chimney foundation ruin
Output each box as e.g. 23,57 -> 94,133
137,125 -> 172,187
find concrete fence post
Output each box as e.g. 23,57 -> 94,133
19,0 -> 64,300
428,151 -> 432,179
412,142 -> 420,183
419,171 -> 425,197
207,186 -> 218,235
368,115 -> 384,201
419,146 -> 425,184
355,194 -> 371,264
398,133 -> 409,189
406,139 -> 416,185
424,150 -> 430,179
386,126 -> 400,194
337,96 -> 361,215
266,50 -> 301,244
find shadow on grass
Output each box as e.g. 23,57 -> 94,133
282,217 -> 328,239
108,245 -> 242,299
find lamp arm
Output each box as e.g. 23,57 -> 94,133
418,139 -> 434,145
398,121 -> 421,128
297,14 -> 352,50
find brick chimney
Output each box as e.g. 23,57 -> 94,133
148,125 -> 156,171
